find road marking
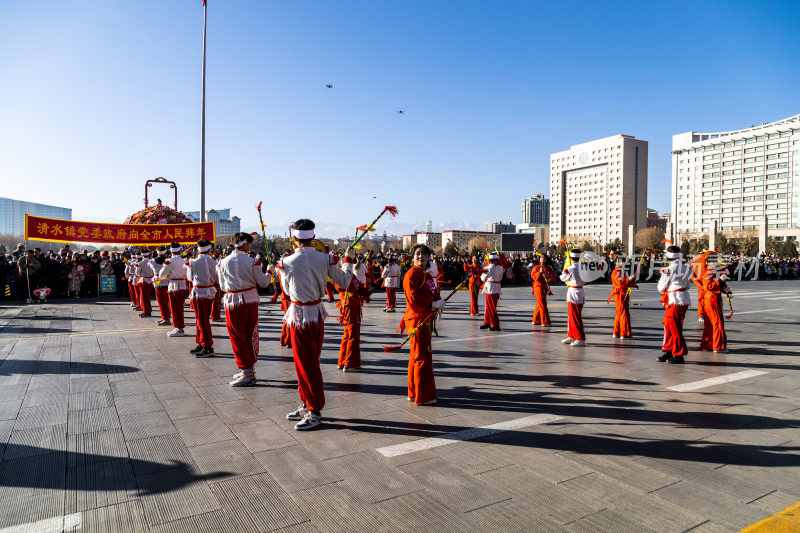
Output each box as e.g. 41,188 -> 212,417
763,296 -> 800,301
22,326 -> 164,338
740,500 -> 800,533
733,308 -> 784,315
375,413 -> 563,457
437,331 -> 535,343
0,512 -> 81,533
667,370 -> 768,392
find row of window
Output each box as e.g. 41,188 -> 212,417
689,130 -> 795,152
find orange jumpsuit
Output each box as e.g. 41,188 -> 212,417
700,276 -> 727,351
401,265 -> 441,405
463,263 -> 485,315
609,266 -> 636,337
336,277 -> 368,369
530,265 -> 556,325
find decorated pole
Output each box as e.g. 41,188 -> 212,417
382,278 -> 469,353
255,202 -> 271,265
346,206 -> 398,255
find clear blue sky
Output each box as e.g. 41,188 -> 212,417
1,0 -> 798,238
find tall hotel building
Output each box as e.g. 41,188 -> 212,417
549,135 -> 648,246
671,114 -> 800,237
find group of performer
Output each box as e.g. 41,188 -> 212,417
122,225 -> 733,431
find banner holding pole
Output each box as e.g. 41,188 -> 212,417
24,215 -> 216,245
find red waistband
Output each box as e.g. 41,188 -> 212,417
226,286 -> 256,294
489,280 -> 501,283
194,284 -> 215,288
568,285 -> 583,289
291,299 -> 322,306
667,288 -> 687,292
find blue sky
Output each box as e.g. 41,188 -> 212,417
1,0 -> 798,238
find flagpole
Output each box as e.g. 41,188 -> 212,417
200,0 -> 207,222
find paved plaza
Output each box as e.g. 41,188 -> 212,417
0,281 -> 798,532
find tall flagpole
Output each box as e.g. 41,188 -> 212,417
200,0 -> 207,222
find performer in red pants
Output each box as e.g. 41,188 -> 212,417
186,239 -> 218,357
608,256 -> 637,338
657,245 -> 692,364
530,254 -> 556,326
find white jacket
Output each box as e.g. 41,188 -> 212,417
560,263 -> 587,305
187,254 -> 218,300
218,250 -> 270,308
276,247 -> 351,327
381,263 -> 401,288
134,258 -> 154,284
480,264 -> 504,295
156,256 -> 189,292
657,261 -> 692,306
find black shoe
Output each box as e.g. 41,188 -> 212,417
189,344 -> 204,354
157,319 -> 171,326
490,326 -> 501,331
479,324 -> 491,330
139,312 -> 151,317
196,347 -> 215,358
667,355 -> 685,364
133,307 -> 141,311
657,351 -> 673,362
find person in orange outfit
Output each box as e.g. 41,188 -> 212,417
530,254 -> 556,326
699,255 -> 731,353
463,256 -> 485,316
336,252 -> 369,371
401,244 -> 443,405
608,256 -> 638,338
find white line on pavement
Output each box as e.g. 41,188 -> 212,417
375,413 -> 563,457
762,296 -> 800,301
732,308 -> 784,315
667,370 -> 768,392
0,513 -> 81,533
437,331 -> 536,344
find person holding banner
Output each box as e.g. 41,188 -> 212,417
560,248 -> 587,346
187,239 -> 218,356
609,256 -> 638,338
380,255 -> 401,312
464,256 -> 485,316
218,233 -> 271,386
530,254 -> 556,326
134,249 -> 155,317
156,243 -> 190,338
480,253 -> 506,331
153,246 -> 172,326
657,245 -> 692,364
278,219 -> 352,431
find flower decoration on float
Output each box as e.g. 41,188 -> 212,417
125,204 -> 192,225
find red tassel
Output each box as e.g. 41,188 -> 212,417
383,344 -> 403,353
256,201 -> 263,210
383,205 -> 399,217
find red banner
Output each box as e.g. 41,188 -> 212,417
24,215 -> 216,245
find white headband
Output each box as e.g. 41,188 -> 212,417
197,244 -> 212,252
294,229 -> 314,239
157,250 -> 167,255
141,251 -> 150,257
488,254 -> 499,260
234,239 -> 248,248
666,251 -> 681,259
170,246 -> 182,253
569,251 -> 581,258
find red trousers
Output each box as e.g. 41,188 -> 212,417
325,282 -> 335,301
531,286 -> 550,325
697,289 -> 705,318
405,318 -> 436,404
155,286 -> 171,320
190,297 -> 214,348
128,281 -> 138,306
662,304 -> 688,356
225,303 -> 259,369
567,302 -> 585,340
386,287 -> 396,309
211,282 -> 222,320
338,301 -> 361,368
280,298 -> 291,347
138,283 -> 153,315
483,293 -> 500,328
612,294 -> 631,337
469,282 -> 479,314
700,297 -> 726,351
290,320 -> 326,413
168,289 -> 187,329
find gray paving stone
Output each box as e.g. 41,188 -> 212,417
120,410 -> 177,441
137,465 -> 222,526
560,451 -> 680,492
162,395 -> 215,420
67,428 -> 128,466
211,399 -> 270,424
175,414 -> 235,447
115,391 -> 163,415
464,500 -> 567,533
209,472 -> 309,532
0,398 -> 23,421
14,403 -> 67,430
66,458 -> 137,513
0,451 -> 66,501
69,376 -> 111,394
748,489 -> 800,513
230,418 -> 298,453
152,380 -> 199,401
148,509 -> 232,533
145,369 -> 187,386
76,500 -> 148,533
0,383 -> 29,401
326,450 -> 422,503
376,490 -> 482,533
255,445 -> 343,493
110,377 -> 154,397
0,491 -> 65,529
195,384 -> 246,404
127,433 -> 196,477
5,424 -> 67,460
22,388 -> 69,408
188,438 -> 265,481
67,406 -> 120,435
564,508 -> 660,533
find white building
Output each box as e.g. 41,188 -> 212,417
671,114 -> 800,238
549,134 -> 648,246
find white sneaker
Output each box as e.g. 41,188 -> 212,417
167,328 -> 186,337
698,317 -> 704,322
294,411 -> 322,430
286,406 -> 309,421
229,370 -> 256,387
612,334 -> 619,338
571,339 -> 586,346
561,337 -> 575,344
713,349 -> 729,353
